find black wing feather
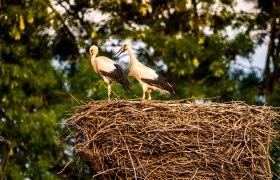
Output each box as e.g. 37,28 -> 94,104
141,73 -> 175,96
100,64 -> 131,92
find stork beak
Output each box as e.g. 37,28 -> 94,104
115,47 -> 125,57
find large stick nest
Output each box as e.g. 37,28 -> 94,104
65,100 -> 279,179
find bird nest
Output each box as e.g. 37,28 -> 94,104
65,100 -> 279,179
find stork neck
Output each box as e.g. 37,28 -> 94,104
127,47 -> 138,67
91,50 -> 98,60
91,54 -> 96,61
90,55 -> 96,65
90,53 -> 98,73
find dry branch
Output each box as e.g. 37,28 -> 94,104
65,100 -> 279,179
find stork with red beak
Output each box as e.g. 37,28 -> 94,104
116,42 -> 175,100
89,45 -> 131,99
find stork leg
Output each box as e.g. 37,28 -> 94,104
142,91 -> 146,99
142,85 -> 147,99
147,89 -> 152,100
108,83 -> 111,100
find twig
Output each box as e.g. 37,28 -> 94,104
57,158 -> 74,174
63,100 -> 279,179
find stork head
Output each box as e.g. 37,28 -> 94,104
89,45 -> 98,56
116,43 -> 130,57
88,45 -> 98,64
89,45 -> 98,64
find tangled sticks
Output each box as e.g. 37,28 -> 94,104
65,100 -> 279,179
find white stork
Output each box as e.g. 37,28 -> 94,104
116,43 -> 175,100
89,45 -> 131,99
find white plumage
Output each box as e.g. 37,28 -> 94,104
89,45 -> 131,99
116,43 -> 175,100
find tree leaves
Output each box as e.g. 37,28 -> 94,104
192,58 -> 200,67
19,15 -> 25,31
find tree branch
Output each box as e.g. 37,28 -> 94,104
48,1 -> 76,41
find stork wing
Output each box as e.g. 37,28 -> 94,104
137,64 -> 175,96
97,56 -> 131,92
136,63 -> 159,79
96,56 -> 116,72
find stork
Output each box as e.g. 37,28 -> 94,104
89,45 -> 131,99
116,43 -> 175,100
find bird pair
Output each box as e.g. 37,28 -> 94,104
89,43 -> 175,100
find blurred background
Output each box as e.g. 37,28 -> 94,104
0,0 -> 280,179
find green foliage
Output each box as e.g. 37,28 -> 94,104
0,0 -> 80,179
